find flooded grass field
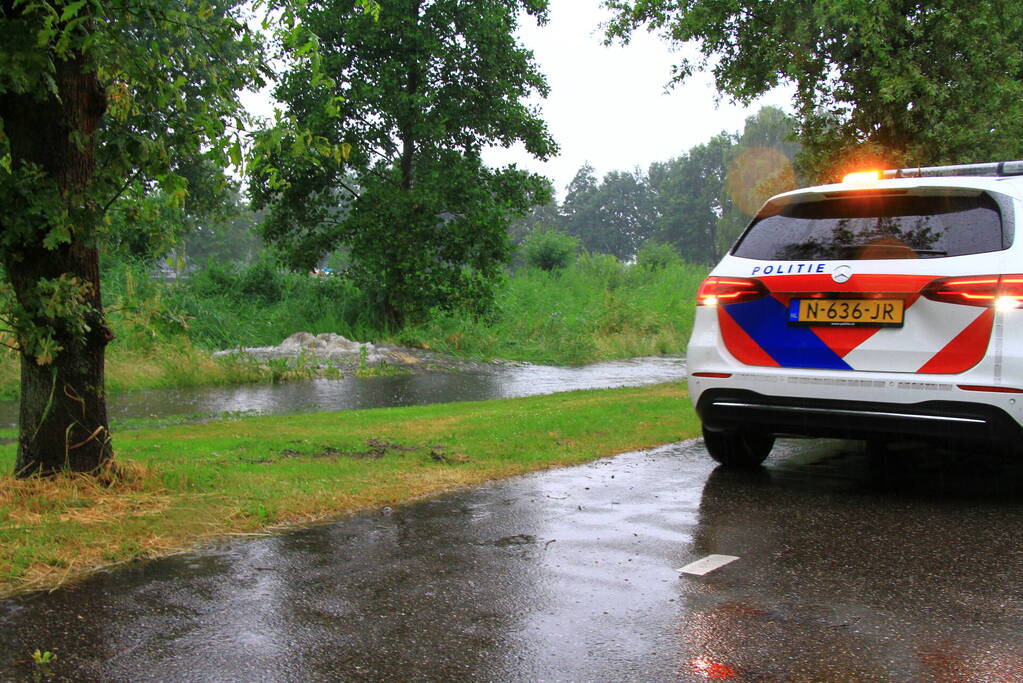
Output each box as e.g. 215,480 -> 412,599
0,357 -> 687,428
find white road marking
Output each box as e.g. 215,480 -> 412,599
677,554 -> 740,576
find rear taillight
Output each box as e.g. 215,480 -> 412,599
696,277 -> 768,306
922,275 -> 1023,309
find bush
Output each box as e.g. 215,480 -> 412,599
520,226 -> 580,271
186,256 -> 285,304
186,259 -> 243,299
636,241 -> 683,270
237,257 -> 284,304
573,252 -> 627,290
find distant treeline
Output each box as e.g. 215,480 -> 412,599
513,106 -> 801,265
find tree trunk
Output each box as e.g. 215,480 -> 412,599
0,50 -> 113,476
8,241 -> 112,477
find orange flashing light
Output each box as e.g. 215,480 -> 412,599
842,170 -> 881,184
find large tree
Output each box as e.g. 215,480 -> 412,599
253,0 -> 556,325
647,106 -> 799,261
647,133 -> 733,264
606,0 -> 1023,179
716,105 -> 801,249
0,0 -> 374,476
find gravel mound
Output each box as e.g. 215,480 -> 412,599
212,332 -> 489,371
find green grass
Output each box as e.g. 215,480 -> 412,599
151,253 -> 708,364
0,255 -> 707,398
398,254 -> 707,363
0,382 -> 698,596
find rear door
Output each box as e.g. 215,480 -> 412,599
716,189 -> 1008,374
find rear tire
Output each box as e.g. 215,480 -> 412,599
702,427 -> 774,468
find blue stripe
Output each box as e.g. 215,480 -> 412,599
725,297 -> 851,370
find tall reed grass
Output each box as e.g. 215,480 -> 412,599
0,254 -> 708,398
148,258 -> 381,349
399,253 -> 708,363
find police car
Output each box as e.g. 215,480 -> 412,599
688,161 -> 1023,466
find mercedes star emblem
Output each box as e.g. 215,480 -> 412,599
831,265 -> 853,283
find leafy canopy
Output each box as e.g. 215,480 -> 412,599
252,0 -> 556,324
559,164 -> 657,261
606,0 -> 1023,179
0,0 -> 378,362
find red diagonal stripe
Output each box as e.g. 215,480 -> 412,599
809,326 -> 882,358
917,308 -> 995,374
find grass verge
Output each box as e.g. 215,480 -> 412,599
0,340 -> 349,401
0,382 -> 697,597
394,255 -> 707,363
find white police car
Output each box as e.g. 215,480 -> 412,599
688,161 -> 1023,466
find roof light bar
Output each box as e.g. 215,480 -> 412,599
842,170 -> 881,184
882,161 -> 1023,179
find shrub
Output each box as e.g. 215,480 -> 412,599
521,226 -> 580,271
186,259 -> 243,299
573,251 -> 625,280
237,257 -> 284,304
636,241 -> 683,270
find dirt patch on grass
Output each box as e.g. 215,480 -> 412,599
238,439 -> 465,464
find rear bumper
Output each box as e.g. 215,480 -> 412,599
696,388 -> 1023,450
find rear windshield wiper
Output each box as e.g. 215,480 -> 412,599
831,244 -> 948,258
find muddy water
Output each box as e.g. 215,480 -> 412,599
0,357 -> 686,427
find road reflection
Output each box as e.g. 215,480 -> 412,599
677,438 -> 1023,681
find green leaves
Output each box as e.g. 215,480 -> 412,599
0,0 -> 282,375
252,0 -> 555,324
59,0 -> 87,21
607,0 -> 1023,179
560,166 -> 658,261
0,273 -> 95,366
521,226 -> 580,271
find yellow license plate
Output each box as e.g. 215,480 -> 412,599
790,299 -> 904,327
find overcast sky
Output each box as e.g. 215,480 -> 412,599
481,1 -> 794,197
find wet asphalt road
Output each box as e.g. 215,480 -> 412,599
3,437 -> 1023,681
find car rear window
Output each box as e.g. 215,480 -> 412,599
732,192 -> 1005,260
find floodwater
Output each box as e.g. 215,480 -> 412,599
3,438 -> 1023,680
0,356 -> 687,427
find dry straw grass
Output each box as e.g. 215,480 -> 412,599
0,459 -> 154,510
0,460 -> 179,593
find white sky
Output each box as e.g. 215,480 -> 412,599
482,0 -> 795,197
